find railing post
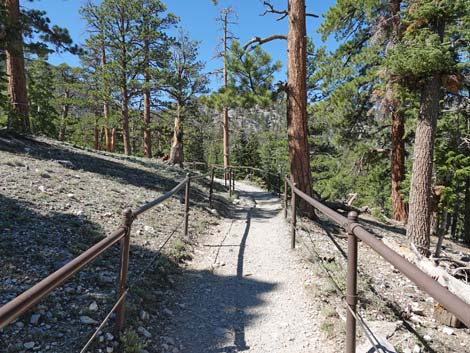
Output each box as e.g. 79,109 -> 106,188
184,174 -> 190,236
291,182 -> 297,249
346,211 -> 359,353
284,176 -> 288,219
278,173 -> 282,198
209,168 -> 215,209
115,208 -> 133,333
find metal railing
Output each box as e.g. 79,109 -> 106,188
0,168 -> 230,350
210,163 -> 282,197
284,176 -> 470,353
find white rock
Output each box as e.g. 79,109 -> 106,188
423,335 -> 432,342
413,344 -> 421,353
105,332 -> 114,341
24,342 -> 35,349
442,326 -> 454,335
144,225 -> 154,233
140,310 -> 150,321
30,314 -> 41,325
163,308 -> 173,316
89,301 -> 98,311
106,347 -> 114,353
138,326 -> 152,338
80,316 -> 97,325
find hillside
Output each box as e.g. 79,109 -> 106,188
1,133 -> 469,353
0,133 -> 223,352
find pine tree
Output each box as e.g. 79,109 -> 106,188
136,0 -> 176,158
389,0 -> 470,255
2,0 -> 78,133
26,56 -> 57,136
53,64 -> 85,141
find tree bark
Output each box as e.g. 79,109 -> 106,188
222,11 -> 230,178
407,72 -> 442,256
464,178 -> 470,245
101,40 -> 112,152
450,201 -> 459,239
169,103 -> 183,168
287,0 -> 315,217
143,40 -> 152,158
111,128 -> 116,152
5,0 -> 30,133
93,120 -> 99,150
406,17 -> 444,257
390,107 -> 407,221
387,0 -> 408,222
223,106 -> 229,176
121,82 -> 131,155
58,89 -> 70,141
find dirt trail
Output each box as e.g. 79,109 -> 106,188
162,181 -> 330,353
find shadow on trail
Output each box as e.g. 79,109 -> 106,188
170,201 -> 278,353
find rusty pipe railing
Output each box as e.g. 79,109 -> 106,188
133,177 -> 188,217
0,227 -> 126,329
0,171 -> 214,337
210,163 -> 282,195
284,177 -> 470,352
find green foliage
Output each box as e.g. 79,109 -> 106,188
232,130 -> 260,168
206,41 -> 281,110
386,30 -> 453,81
120,329 -> 147,353
27,57 -> 58,136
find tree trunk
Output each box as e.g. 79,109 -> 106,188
406,73 -> 442,256
450,201 -> 459,239
169,103 -> 183,168
111,128 -> 116,152
406,17 -> 444,257
104,128 -> 111,151
58,89 -> 70,141
101,40 -> 112,152
223,106 -> 229,176
390,103 -> 407,221
121,83 -> 131,155
287,0 -> 315,217
5,0 -> 30,133
99,126 -> 106,150
222,12 -> 230,178
464,178 -> 470,245
143,41 -> 152,158
388,0 -> 407,222
93,121 -> 99,150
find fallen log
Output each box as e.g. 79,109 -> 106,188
382,237 -> 470,306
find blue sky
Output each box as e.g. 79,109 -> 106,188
25,0 -> 337,89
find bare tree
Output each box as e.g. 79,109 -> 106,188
215,7 -> 237,178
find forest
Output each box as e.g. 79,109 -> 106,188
1,0 -> 470,258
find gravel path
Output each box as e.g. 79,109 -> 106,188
163,181 -> 329,353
